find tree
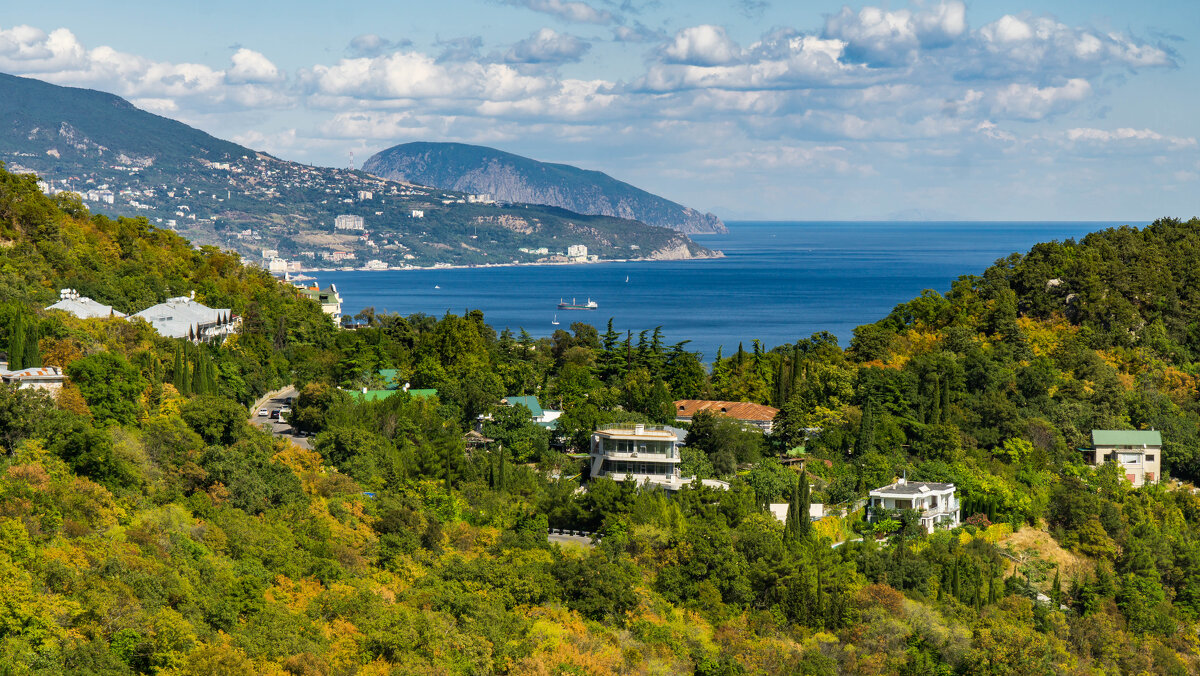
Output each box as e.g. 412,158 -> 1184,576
785,472 -> 812,541
7,310 -> 25,370
66,351 -> 145,426
180,395 -> 247,446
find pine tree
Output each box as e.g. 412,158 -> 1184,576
785,474 -> 813,541
192,351 -> 204,395
498,445 -> 508,492
797,472 -> 812,538
952,558 -> 961,600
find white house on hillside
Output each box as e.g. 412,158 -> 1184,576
589,423 -> 728,491
1083,429 -> 1162,487
45,289 -> 126,319
868,478 -> 959,533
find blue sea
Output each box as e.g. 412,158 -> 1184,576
311,221 -> 1136,360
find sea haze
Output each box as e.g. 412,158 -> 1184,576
311,221 -> 1133,360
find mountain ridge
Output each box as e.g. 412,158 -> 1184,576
362,141 -> 727,235
0,73 -> 716,267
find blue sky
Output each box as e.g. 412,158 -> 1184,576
2,1 -> 1197,220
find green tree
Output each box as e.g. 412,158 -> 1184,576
66,351 -> 145,425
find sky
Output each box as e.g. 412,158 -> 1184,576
2,0 -> 1197,221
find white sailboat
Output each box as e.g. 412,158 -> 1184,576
551,313 -> 560,326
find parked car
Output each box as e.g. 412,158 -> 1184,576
270,409 -> 280,420
257,408 -> 269,417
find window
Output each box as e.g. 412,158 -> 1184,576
1146,454 -> 1155,461
1118,453 -> 1141,465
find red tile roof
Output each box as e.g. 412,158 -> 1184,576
673,400 -> 779,422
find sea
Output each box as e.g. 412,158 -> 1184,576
309,221 -> 1136,360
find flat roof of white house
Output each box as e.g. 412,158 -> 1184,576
870,480 -> 955,496
46,289 -> 126,319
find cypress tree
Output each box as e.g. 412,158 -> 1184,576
798,472 -> 812,538
8,311 -> 26,370
192,351 -> 204,395
856,397 -> 877,456
498,445 -> 508,492
23,322 -> 40,368
173,346 -> 185,392
952,558 -> 961,600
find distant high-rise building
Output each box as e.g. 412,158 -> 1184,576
334,214 -> 365,230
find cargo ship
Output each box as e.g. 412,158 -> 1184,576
558,297 -> 598,310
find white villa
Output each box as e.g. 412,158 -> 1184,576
868,478 -> 959,533
589,423 -> 728,491
130,292 -> 237,341
1084,429 -> 1162,487
46,289 -> 126,319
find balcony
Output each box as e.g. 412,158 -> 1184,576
595,450 -> 679,461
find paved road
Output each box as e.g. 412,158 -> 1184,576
250,385 -> 311,449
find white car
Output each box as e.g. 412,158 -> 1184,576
257,408 -> 269,417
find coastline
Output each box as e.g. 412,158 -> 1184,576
297,249 -> 725,274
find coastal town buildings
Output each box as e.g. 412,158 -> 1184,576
334,214 -> 365,230
673,399 -> 780,432
566,244 -> 587,261
868,478 -> 960,533
1083,429 -> 1162,487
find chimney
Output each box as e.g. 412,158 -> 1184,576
899,470 -> 907,486
403,382 -> 410,392
635,423 -> 645,434
362,387 -> 367,394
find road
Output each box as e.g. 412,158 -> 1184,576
250,385 -> 312,449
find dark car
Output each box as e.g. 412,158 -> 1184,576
270,409 -> 281,420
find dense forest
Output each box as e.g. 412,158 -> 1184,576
2,161 -> 1200,674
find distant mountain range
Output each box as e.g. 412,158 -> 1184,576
363,142 -> 726,235
0,73 -> 716,267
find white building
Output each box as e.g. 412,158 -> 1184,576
130,292 -> 237,341
267,258 -> 288,273
45,289 -> 126,319
334,214 -> 365,230
357,190 -> 374,200
589,423 -> 728,491
868,478 -> 959,533
262,248 -> 279,259
411,210 -> 425,219
768,502 -> 826,523
567,244 -> 587,261
0,365 -> 65,392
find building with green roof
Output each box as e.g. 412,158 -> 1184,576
1085,429 -> 1162,487
349,387 -> 438,403
501,395 -> 561,429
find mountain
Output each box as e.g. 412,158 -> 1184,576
0,73 -> 716,267
362,142 -> 727,235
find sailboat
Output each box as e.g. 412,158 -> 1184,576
434,284 -> 440,289
625,275 -> 629,283
551,313 -> 560,326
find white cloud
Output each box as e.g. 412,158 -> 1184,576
227,48 -> 283,84
990,78 -> 1090,120
505,28 -> 590,63
662,25 -> 742,66
823,1 -> 966,66
501,0 -> 614,25
1066,127 -> 1196,150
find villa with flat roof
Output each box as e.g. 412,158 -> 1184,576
589,423 -> 727,491
1084,429 -> 1162,487
868,478 -> 959,533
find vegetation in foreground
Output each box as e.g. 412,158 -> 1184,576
2,163 -> 1200,674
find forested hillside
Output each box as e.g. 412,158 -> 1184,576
2,160 -> 1200,674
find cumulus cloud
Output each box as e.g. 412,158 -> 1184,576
990,78 -> 1090,120
501,0 -> 614,25
347,34 -> 412,58
662,25 -> 742,66
823,1 -> 966,67
227,48 -> 283,84
505,28 -> 590,63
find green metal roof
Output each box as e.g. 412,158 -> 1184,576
351,388 -> 437,402
1092,430 -> 1162,447
378,369 -> 403,389
504,395 -> 544,418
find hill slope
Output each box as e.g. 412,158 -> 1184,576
0,73 -> 716,267
362,142 -> 727,235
